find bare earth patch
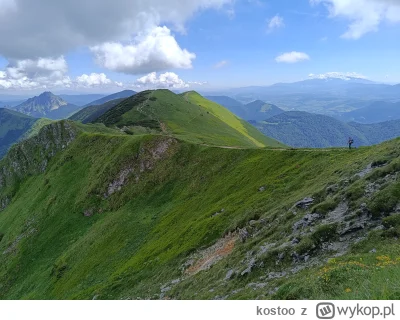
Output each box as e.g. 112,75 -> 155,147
185,233 -> 238,276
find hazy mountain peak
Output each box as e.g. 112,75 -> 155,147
15,91 -> 80,119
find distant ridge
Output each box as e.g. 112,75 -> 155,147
254,111 -> 400,148
84,90 -> 136,107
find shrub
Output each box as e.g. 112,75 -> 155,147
346,182 -> 365,202
369,183 -> 400,218
382,214 -> 400,229
311,223 -> 338,246
312,198 -> 338,215
296,237 -> 315,255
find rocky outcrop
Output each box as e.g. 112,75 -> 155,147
0,121 -> 78,204
105,137 -> 177,198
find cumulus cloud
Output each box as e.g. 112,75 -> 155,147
214,60 -> 229,69
135,72 -> 190,89
311,0 -> 400,39
267,14 -> 285,33
91,26 -> 196,74
0,0 -> 232,60
0,57 -> 121,90
0,57 -> 72,90
309,72 -> 368,80
75,73 -> 114,87
275,51 -> 310,63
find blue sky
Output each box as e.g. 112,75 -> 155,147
0,0 -> 399,93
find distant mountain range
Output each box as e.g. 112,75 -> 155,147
59,94 -> 107,106
84,90 -> 136,106
6,90 -> 138,121
336,101 -> 400,123
253,111 -> 400,148
202,78 -> 400,116
14,92 -> 82,119
205,96 -> 284,121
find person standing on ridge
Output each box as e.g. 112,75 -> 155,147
348,137 -> 354,149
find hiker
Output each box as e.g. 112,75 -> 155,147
348,137 -> 354,149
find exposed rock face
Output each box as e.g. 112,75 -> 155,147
105,137 -> 177,197
0,121 -> 78,205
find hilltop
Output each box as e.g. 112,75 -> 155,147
94,89 -> 283,148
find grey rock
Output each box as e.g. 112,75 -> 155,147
225,269 -> 235,280
304,255 -> 310,262
259,186 -> 266,192
369,248 -> 377,253
239,228 -> 250,242
293,213 -> 321,231
294,197 -> 314,209
241,258 -> 256,276
291,238 -> 299,245
355,163 -> 373,178
268,287 -> 279,295
268,271 -> 287,279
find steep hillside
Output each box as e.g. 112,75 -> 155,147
181,91 -> 282,147
70,98 -> 127,124
95,89 -> 283,148
204,97 -> 284,121
84,90 -> 136,107
0,108 -> 39,158
15,92 -> 82,119
0,119 -> 400,300
204,96 -> 246,118
255,111 -> 400,148
244,100 -> 284,121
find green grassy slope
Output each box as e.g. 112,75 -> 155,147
0,121 -> 399,299
182,91 -> 282,147
0,108 -> 38,158
95,90 -> 284,148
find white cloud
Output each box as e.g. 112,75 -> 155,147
0,0 -> 232,60
76,73 -> 113,87
91,26 -> 196,75
275,51 -> 310,63
267,14 -> 285,33
311,0 -> 400,39
135,72 -> 190,89
308,72 -> 368,80
0,57 -> 72,90
0,58 -> 121,90
214,60 -> 229,68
